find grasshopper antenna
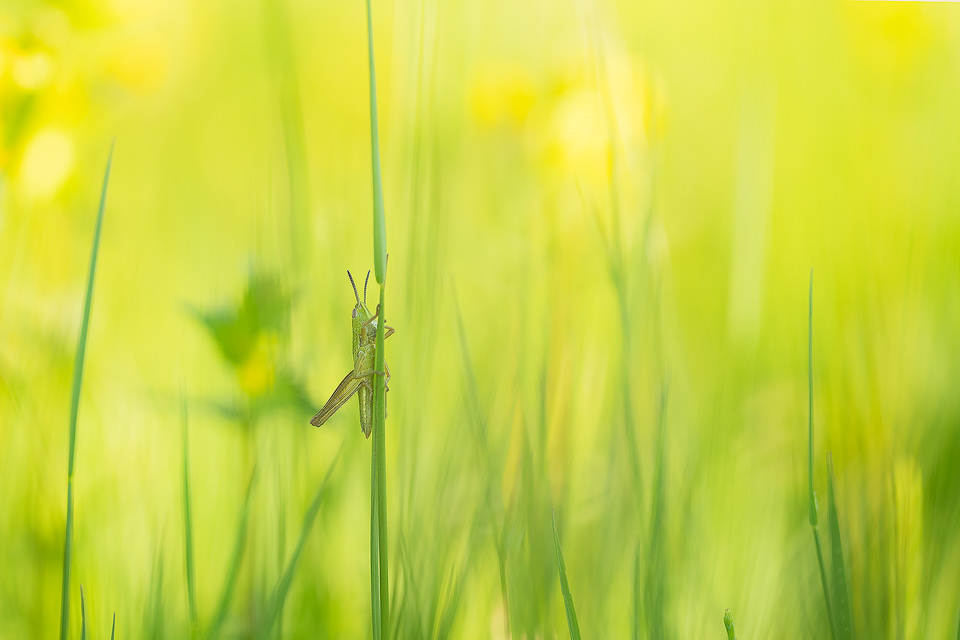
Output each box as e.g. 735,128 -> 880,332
363,270 -> 371,303
347,270 -> 360,304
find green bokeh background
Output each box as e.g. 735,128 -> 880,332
1,0 -> 959,637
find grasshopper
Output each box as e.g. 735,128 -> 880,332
310,270 -> 394,438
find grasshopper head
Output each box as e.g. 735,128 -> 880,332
347,270 -> 373,326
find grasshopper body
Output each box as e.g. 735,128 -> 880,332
310,271 -> 393,438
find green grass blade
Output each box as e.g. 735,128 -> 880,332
206,467 -> 258,640
365,0 -> 390,631
258,444 -> 344,638
723,609 -> 736,639
373,283 -> 389,639
260,0 -> 308,270
632,544 -> 642,640
808,271 -> 817,528
827,453 -> 854,640
111,613 -> 116,640
60,143 -> 114,640
812,527 -> 836,639
552,512 -> 581,640
181,396 -> 198,639
371,454 -> 382,640
145,548 -> 166,640
365,0 -> 386,284
80,586 -> 85,640
807,273 -> 836,640
642,383 -> 670,639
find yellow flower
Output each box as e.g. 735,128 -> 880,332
18,128 -> 74,201
236,335 -> 277,398
469,61 -> 536,129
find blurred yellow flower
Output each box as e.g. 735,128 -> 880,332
18,128 -> 74,200
11,51 -> 54,90
105,37 -> 168,93
469,61 -> 536,129
525,44 -> 664,190
236,335 -> 278,398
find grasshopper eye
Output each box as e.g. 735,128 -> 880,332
352,308 -> 357,319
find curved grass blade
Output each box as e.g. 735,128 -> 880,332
258,443 -> 344,638
552,512 -> 581,640
827,453 -> 854,640
60,143 -> 114,640
207,467 -> 259,640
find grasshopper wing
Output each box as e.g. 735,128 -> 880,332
310,370 -> 364,427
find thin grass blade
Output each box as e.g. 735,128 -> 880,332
364,0 -> 390,633
207,467 -> 258,640
643,383 -> 670,639
181,395 -> 198,639
373,284 -> 389,639
807,273 -> 836,640
258,444 -> 344,638
827,453 -> 854,640
632,543 -> 642,640
552,512 -> 582,640
111,613 -> 116,640
80,586 -> 86,640
371,458 -> 382,640
365,0 -> 386,283
59,143 -> 114,640
808,271 -> 817,529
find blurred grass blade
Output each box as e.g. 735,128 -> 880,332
827,453 -> 854,640
808,271 -> 817,529
436,562 -> 468,639
632,544 -> 642,640
261,0 -> 308,269
60,143 -> 114,640
207,467 -> 259,640
145,549 -> 165,640
723,609 -> 735,640
552,512 -> 581,640
643,382 -> 670,639
181,396 -> 198,639
80,586 -> 85,640
365,0 -> 386,284
111,613 -> 116,640
259,444 -> 344,638
452,293 -> 510,637
807,273 -> 836,640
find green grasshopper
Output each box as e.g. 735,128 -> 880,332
310,270 -> 394,438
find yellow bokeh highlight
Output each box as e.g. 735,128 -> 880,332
18,129 -> 74,200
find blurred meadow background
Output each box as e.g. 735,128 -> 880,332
2,0 -> 960,638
